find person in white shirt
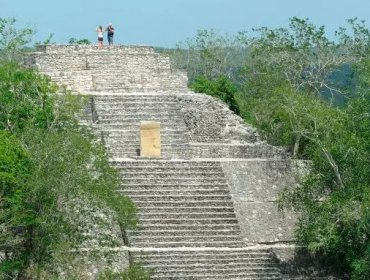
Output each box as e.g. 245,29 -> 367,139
96,26 -> 104,49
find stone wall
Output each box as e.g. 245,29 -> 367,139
177,93 -> 259,143
25,45 -> 188,93
176,93 -> 288,159
59,196 -> 130,279
221,159 -> 298,244
189,142 -> 286,159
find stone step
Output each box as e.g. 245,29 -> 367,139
105,139 -> 189,146
130,239 -> 244,248
110,149 -> 191,155
94,107 -> 182,114
119,166 -> 222,171
99,124 -> 186,131
107,146 -> 190,152
148,271 -> 280,280
117,165 -> 223,171
111,160 -> 222,167
115,164 -> 223,169
121,182 -> 227,187
95,101 -> 178,106
93,95 -> 178,100
110,154 -> 190,160
136,212 -> 237,219
95,123 -> 187,129
133,224 -> 240,230
109,152 -> 190,158
89,68 -> 176,76
88,61 -> 171,71
98,116 -> 183,122
107,136 -> 188,142
129,229 -> 242,237
122,178 -> 228,185
133,249 -> 273,257
93,82 -> 183,89
122,189 -> 231,196
95,101 -> 180,108
132,200 -> 234,208
95,105 -> 181,112
136,218 -> 239,225
126,195 -> 233,202
150,275 -> 280,280
119,171 -> 225,178
135,206 -> 236,214
105,138 -> 189,145
104,134 -> 189,141
91,75 -> 178,84
97,127 -> 186,132
141,265 -> 279,274
136,257 -> 274,265
93,87 -> 188,93
97,113 -> 184,119
95,110 -> 184,116
101,133 -> 188,140
143,262 -> 279,271
97,118 -> 184,124
105,132 -> 187,138
108,147 -> 191,154
107,145 -> 190,152
94,99 -> 180,105
107,142 -> 189,148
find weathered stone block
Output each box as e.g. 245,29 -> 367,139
140,121 -> 161,158
221,160 -> 298,243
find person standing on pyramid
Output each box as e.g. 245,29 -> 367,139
106,23 -> 115,46
96,25 -> 104,49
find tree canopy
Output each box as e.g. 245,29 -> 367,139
168,17 -> 370,279
0,17 -> 137,279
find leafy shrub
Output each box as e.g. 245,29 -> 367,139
191,75 -> 240,115
0,62 -> 137,278
98,264 -> 152,280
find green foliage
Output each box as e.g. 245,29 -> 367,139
172,18 -> 370,279
0,62 -> 137,278
0,17 -> 35,62
0,62 -> 57,132
98,264 -> 152,280
34,33 -> 55,47
191,75 -> 240,114
165,29 -> 249,83
0,131 -> 34,277
69,38 -> 91,45
242,19 -> 370,279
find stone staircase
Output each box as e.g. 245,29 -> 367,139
94,92 -> 283,278
92,93 -> 191,159
111,160 -> 244,248
26,45 -> 285,279
108,158 -> 282,278
132,249 -> 281,279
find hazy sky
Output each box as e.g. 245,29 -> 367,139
2,0 -> 370,47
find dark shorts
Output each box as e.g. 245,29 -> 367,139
108,35 -> 114,43
98,37 -> 103,42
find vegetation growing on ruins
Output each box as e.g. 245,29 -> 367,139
169,17 -> 370,279
68,38 -> 92,45
0,18 -> 138,279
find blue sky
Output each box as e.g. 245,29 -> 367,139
2,0 -> 370,47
